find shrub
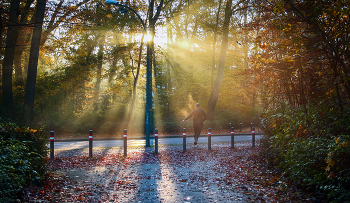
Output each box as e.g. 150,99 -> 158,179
0,122 -> 48,201
324,134 -> 350,201
262,102 -> 350,201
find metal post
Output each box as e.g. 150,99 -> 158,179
240,122 -> 242,132
145,41 -> 152,147
252,127 -> 255,147
231,127 -> 234,149
183,128 -> 186,152
104,0 -> 152,148
89,130 -> 93,158
144,17 -> 153,148
208,128 -> 211,150
50,131 -> 54,159
155,128 -> 158,154
124,129 -> 127,157
251,122 -> 253,131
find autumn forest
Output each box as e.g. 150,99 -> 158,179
1,0 -> 350,201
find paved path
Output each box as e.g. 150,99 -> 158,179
51,135 -> 262,149
39,143 -> 261,202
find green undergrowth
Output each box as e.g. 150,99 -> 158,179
0,122 -> 48,202
261,102 -> 350,202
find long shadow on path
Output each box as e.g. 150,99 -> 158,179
130,143 -> 255,202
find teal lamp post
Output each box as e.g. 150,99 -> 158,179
105,0 -> 152,147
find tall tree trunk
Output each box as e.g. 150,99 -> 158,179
207,0 -> 233,120
24,0 -> 47,126
127,35 -> 144,123
14,33 -> 32,86
14,0 -> 35,86
0,9 -> 3,44
212,0 -> 222,89
145,0 -> 164,133
93,35 -> 105,111
166,15 -> 172,118
2,0 -> 20,107
14,48 -> 24,86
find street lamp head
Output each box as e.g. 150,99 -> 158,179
105,0 -> 146,30
105,0 -> 119,5
105,0 -> 127,14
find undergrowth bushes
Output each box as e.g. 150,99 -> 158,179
0,122 -> 48,202
261,102 -> 350,202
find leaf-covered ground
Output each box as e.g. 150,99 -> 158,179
25,142 -> 317,202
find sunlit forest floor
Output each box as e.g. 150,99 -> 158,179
25,142 -> 319,202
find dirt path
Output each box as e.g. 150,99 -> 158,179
26,142 -> 316,202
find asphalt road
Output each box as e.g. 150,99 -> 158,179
51,134 -> 263,149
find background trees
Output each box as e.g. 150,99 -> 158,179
1,0 -> 260,134
2,0 -> 20,107
1,0 -> 349,200
250,0 -> 350,200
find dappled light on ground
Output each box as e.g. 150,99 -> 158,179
25,142 -> 316,202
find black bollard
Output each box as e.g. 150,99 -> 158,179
50,131 -> 54,159
231,127 -> 235,149
89,130 -> 93,158
208,128 -> 211,150
183,128 -> 186,152
124,129 -> 127,157
155,128 -> 158,154
252,127 -> 255,147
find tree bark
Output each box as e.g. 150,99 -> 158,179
145,0 -> 164,133
0,7 -> 3,44
212,0 -> 222,89
14,0 -> 35,86
127,35 -> 144,123
93,35 -> 105,111
24,0 -> 47,126
206,0 -> 233,120
2,0 -> 20,107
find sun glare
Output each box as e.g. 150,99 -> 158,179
153,35 -> 168,46
144,32 -> 153,42
133,32 -> 167,46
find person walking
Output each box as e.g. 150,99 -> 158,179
182,103 -> 206,147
